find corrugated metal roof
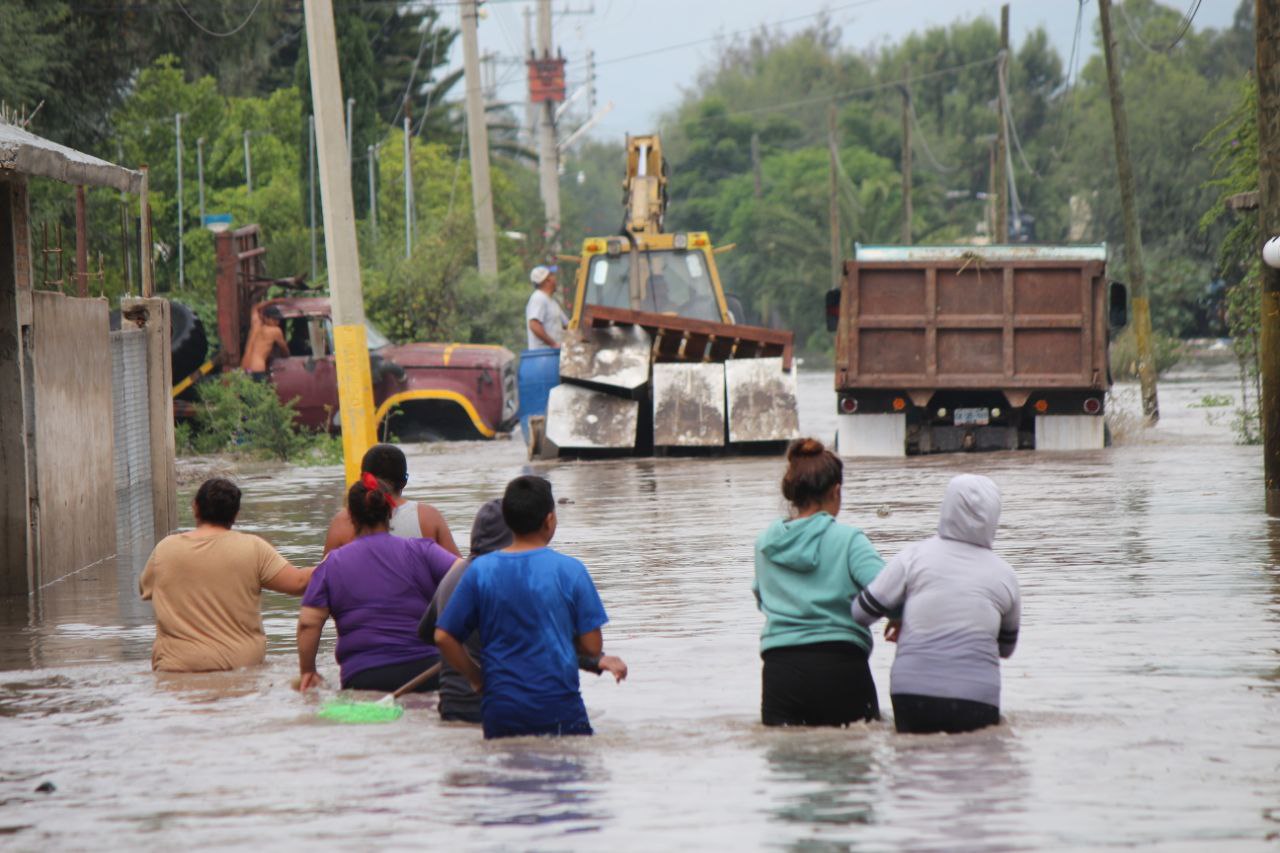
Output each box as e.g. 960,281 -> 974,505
0,121 -> 142,193
855,244 -> 1107,263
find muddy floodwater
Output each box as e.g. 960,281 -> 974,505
1,365 -> 1277,850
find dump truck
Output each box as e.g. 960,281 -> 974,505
172,224 -> 518,441
532,134 -> 800,457
826,244 -> 1128,456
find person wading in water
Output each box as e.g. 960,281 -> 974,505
298,474 -> 462,693
852,474 -> 1020,734
323,444 -> 459,556
753,438 -> 890,726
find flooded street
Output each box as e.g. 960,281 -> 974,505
1,365 -> 1277,850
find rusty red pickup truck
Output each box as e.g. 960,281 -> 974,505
172,224 -> 517,442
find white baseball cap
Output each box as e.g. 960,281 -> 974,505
530,265 -> 557,285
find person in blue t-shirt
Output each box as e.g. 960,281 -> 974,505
435,475 -> 627,738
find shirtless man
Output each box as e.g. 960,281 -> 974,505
240,304 -> 289,379
322,443 -> 460,556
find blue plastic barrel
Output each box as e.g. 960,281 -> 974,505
517,348 -> 561,444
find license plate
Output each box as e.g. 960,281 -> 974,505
954,407 -> 989,426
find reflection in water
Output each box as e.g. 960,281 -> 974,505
1,366 -> 1277,849
765,734 -> 876,829
444,746 -> 605,831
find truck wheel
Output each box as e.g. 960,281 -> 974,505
170,301 -> 209,382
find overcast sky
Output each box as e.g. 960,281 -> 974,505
463,0 -> 1241,140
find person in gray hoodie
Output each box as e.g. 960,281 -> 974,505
852,474 -> 1021,734
418,499 -> 513,722
753,438 -> 887,727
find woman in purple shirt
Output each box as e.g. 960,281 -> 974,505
297,474 -> 461,693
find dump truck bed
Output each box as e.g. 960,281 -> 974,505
836,245 -> 1110,401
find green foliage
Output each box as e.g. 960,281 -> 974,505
185,372 -> 316,462
1109,326 -> 1183,379
1199,74 -> 1261,445
1189,393 -> 1233,409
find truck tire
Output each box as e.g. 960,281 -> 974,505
109,301 -> 208,398
169,301 -> 210,383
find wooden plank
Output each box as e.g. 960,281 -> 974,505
925,265 -> 937,378
1003,264 -> 1014,379
1079,266 -> 1094,384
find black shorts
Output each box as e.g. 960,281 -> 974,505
248,370 -> 270,383
891,693 -> 1000,734
761,640 -> 879,727
342,656 -> 440,693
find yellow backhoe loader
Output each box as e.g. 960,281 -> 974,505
533,134 -> 799,457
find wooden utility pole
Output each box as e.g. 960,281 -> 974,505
535,0 -> 562,251
303,0 -> 377,485
460,0 -> 500,277
1098,0 -> 1159,423
901,83 -> 913,244
751,132 -> 763,199
995,4 -> 1009,244
1256,0 -> 1280,513
827,104 -> 841,293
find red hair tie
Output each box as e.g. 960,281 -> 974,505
361,472 -> 380,492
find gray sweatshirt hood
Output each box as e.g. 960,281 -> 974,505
469,498 -> 513,557
936,474 -> 1001,548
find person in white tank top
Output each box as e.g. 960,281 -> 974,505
322,445 -> 460,556
389,500 -> 422,538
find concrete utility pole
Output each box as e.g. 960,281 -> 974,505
303,0 -> 378,486
196,137 -> 206,226
995,4 -> 1009,243
308,115 -> 317,283
523,5 -> 536,147
461,0 -> 500,277
536,0 -> 562,251
403,115 -> 413,259
175,113 -> 184,289
827,104 -> 841,294
243,129 -> 253,195
1256,0 -> 1280,513
901,82 -> 913,244
1098,0 -> 1159,422
586,49 -> 597,118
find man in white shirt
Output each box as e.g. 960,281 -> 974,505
526,265 -> 568,350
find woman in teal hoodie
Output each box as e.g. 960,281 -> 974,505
753,437 -> 886,726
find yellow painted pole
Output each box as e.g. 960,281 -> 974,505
303,0 -> 376,485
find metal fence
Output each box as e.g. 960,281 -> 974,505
111,328 -> 154,553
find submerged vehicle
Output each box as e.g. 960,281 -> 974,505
173,224 -> 517,441
531,134 -> 799,457
826,244 -> 1128,455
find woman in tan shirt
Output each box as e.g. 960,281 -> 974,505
140,478 -> 312,672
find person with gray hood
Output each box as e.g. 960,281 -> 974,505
418,499 -> 513,722
852,474 -> 1021,734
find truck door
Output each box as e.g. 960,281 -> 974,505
270,315 -> 339,430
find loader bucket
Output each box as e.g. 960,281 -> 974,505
652,362 -> 726,448
545,383 -> 639,450
725,357 -> 800,444
559,324 -> 652,393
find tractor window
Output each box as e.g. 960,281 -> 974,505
586,256 -> 631,309
584,249 -> 722,322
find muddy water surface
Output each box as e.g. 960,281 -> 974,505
1,367 -> 1277,850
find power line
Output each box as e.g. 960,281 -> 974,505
906,89 -> 956,174
174,0 -> 264,38
1117,0 -> 1204,54
594,0 -> 891,68
726,54 -> 1000,118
